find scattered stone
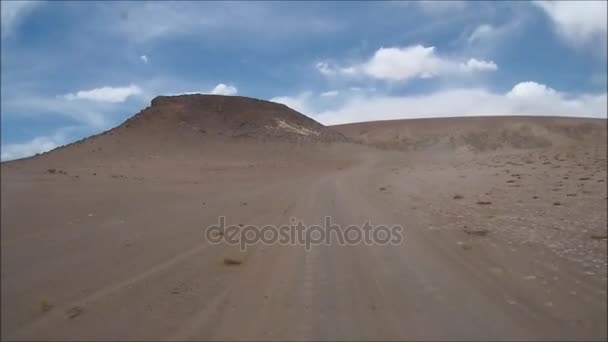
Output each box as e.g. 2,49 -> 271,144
223,258 -> 243,266
463,226 -> 490,236
66,306 -> 84,319
40,299 -> 53,313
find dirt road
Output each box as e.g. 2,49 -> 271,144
2,145 -> 606,340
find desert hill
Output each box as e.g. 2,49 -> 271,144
4,96 -> 607,168
333,116 -> 607,152
11,95 -> 348,165
120,95 -> 347,143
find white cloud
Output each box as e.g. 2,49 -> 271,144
320,90 -> 339,97
1,136 -> 58,161
0,125 -> 80,162
506,81 -> 557,99
1,0 -> 42,38
270,92 -> 314,114
315,62 -> 334,76
464,15 -> 527,55
534,1 -> 607,47
362,46 -> 443,81
168,83 -> 238,96
315,61 -> 357,77
209,83 -> 238,96
140,55 -> 149,63
3,94 -> 115,128
64,84 -> 142,103
467,24 -> 497,45
460,58 -> 498,72
318,45 -> 497,82
273,82 -> 606,125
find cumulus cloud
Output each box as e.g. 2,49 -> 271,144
362,46 -> 443,81
272,82 -> 606,125
209,83 -> 238,96
64,84 -> 142,103
534,1 -> 607,47
1,0 -> 42,38
140,55 -> 149,63
506,81 -> 558,99
318,45 -> 497,82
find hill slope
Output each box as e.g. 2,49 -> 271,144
12,95 -> 348,164
333,116 -> 607,152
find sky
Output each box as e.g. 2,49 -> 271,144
1,0 -> 607,161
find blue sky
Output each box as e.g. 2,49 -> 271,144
1,1 -> 607,160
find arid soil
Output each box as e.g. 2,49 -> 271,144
1,96 -> 606,340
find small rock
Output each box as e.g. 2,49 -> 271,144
66,306 -> 84,319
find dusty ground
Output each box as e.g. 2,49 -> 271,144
1,139 -> 606,341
